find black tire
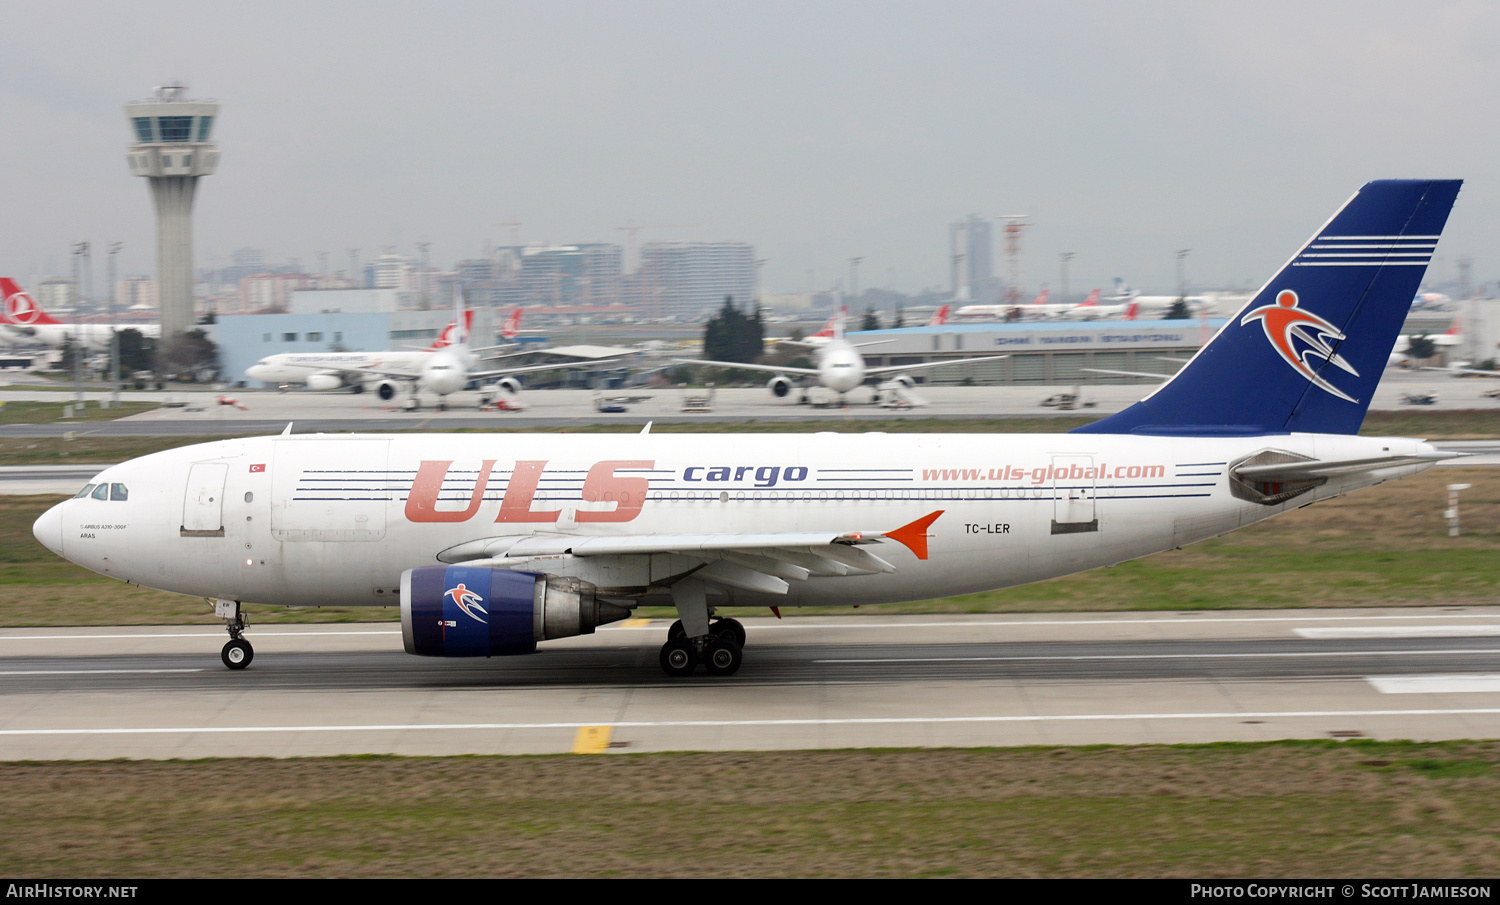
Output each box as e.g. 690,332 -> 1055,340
221,639 -> 253,670
667,619 -> 686,641
659,638 -> 696,677
711,618 -> 747,649
702,636 -> 743,676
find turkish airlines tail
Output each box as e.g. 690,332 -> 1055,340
926,305 -> 950,327
1122,300 -> 1140,321
1078,289 -> 1100,307
1077,179 -> 1463,436
0,278 -> 64,326
1030,290 -> 1050,306
431,310 -> 475,350
499,307 -> 523,341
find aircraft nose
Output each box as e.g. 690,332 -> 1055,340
33,501 -> 64,556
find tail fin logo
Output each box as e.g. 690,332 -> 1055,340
500,308 -> 522,340
4,289 -> 41,325
1240,289 -> 1361,403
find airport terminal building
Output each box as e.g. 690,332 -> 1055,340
845,320 -> 1226,385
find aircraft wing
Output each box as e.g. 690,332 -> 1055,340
863,354 -> 1009,377
436,511 -> 944,596
675,358 -> 824,377
469,359 -> 621,380
341,364 -> 423,380
1080,368 -> 1171,380
1423,366 -> 1500,377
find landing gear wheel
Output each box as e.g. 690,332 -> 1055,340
659,638 -> 696,677
667,619 -> 686,641
222,638 -> 253,670
703,635 -> 743,676
711,618 -> 746,649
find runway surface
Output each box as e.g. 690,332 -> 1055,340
3,608 -> 1498,759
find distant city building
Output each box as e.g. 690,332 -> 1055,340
634,242 -> 756,320
950,215 -> 999,304
372,253 -> 415,290
35,278 -> 77,311
238,273 -> 317,312
116,276 -> 158,310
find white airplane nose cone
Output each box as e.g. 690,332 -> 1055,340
33,502 -> 64,556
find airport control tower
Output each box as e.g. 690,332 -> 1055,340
124,84 -> 219,339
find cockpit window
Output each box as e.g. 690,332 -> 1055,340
110,483 -> 129,501
74,484 -> 96,499
90,483 -> 110,500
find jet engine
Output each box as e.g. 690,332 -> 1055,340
305,373 -> 342,392
376,380 -> 400,400
494,376 -> 523,396
400,567 -> 630,657
767,375 -> 794,398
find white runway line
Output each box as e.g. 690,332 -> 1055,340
818,648 -> 1500,664
5,708 -> 1500,737
0,669 -> 203,676
1297,626 -> 1500,639
1367,675 -> 1500,694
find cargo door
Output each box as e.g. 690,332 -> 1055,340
181,463 -> 228,537
1050,455 -> 1098,535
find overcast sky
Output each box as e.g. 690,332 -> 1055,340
3,1 -> 1498,299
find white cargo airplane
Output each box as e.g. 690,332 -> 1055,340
679,306 -> 1009,404
245,311 -> 478,393
34,180 -> 1463,679
248,302 -> 611,409
0,277 -> 161,350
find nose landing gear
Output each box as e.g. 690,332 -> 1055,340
214,598 -> 253,670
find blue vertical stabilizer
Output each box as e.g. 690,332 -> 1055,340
1075,180 -> 1462,436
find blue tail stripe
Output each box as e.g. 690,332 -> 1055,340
1075,180 -> 1461,436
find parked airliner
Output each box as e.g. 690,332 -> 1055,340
0,278 -> 161,350
33,180 -> 1462,679
679,306 -> 1009,404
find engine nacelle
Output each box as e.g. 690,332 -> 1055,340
888,374 -> 916,390
400,566 -> 630,657
494,376 -> 523,396
767,375 -> 794,398
305,373 -> 342,392
376,380 -> 399,400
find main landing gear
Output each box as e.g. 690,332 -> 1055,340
659,617 -> 745,678
214,598 -> 253,670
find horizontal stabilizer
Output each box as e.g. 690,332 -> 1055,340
1233,451 -> 1462,482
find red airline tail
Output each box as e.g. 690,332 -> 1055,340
1122,300 -> 1140,321
500,307 -> 523,341
431,310 -> 475,349
925,305 -> 950,327
1445,316 -> 1463,337
1030,290 -> 1050,306
810,314 -> 837,338
1079,289 -> 1100,307
0,278 -> 64,326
